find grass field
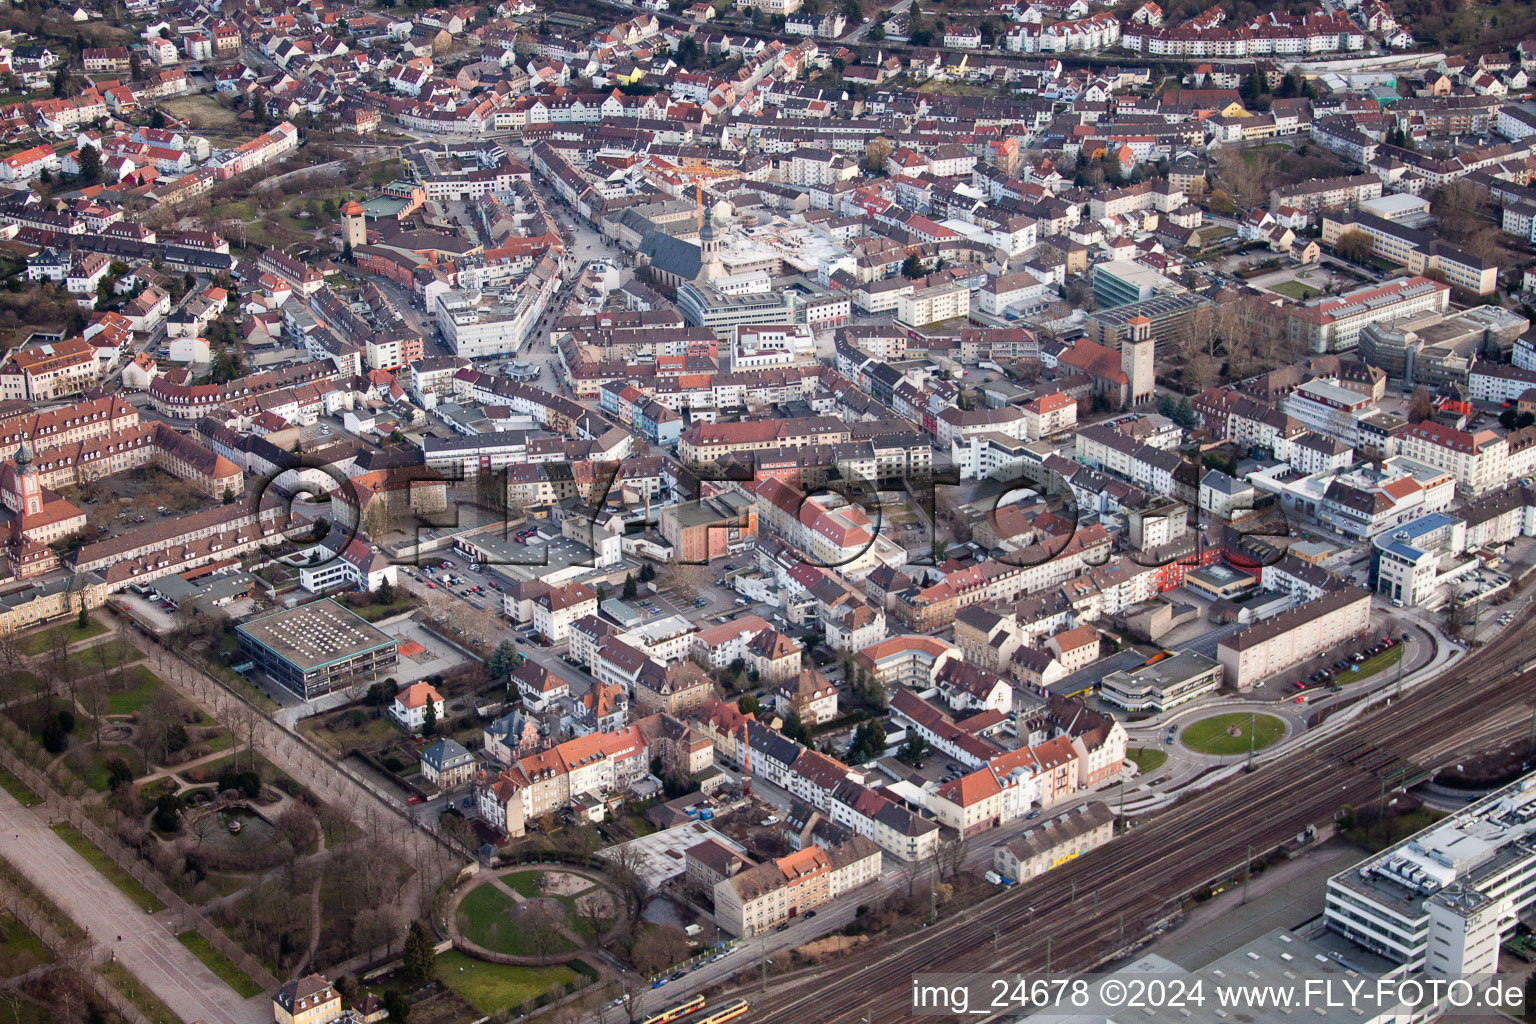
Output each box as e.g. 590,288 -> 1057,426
20,616 -> 107,655
299,710 -> 401,754
502,870 -> 548,899
51,824 -> 165,912
176,931 -> 262,997
1125,748 -> 1168,773
0,768 -> 41,807
434,951 -> 577,1015
0,911 -> 53,978
1181,713 -> 1285,756
75,743 -> 147,793
158,95 -> 242,132
1270,280 -> 1321,301
67,643 -> 142,677
106,665 -> 166,715
1342,645 -> 1403,685
101,960 -> 185,1024
456,882 -> 575,956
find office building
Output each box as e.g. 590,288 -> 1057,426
1091,261 -> 1183,308
1286,277 -> 1452,354
1369,511 -> 1472,608
1216,585 -> 1371,689
1099,651 -> 1223,711
1321,211 -> 1498,295
1326,771 -> 1536,975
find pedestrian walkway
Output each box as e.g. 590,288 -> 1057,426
0,788 -> 266,1024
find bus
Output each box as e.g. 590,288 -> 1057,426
641,994 -> 706,1024
695,1001 -> 750,1024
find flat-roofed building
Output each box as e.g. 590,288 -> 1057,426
1099,651 -> 1222,711
1321,211 -> 1497,295
236,599 -> 399,699
1325,770 -> 1536,975
660,491 -> 758,563
1286,276 -> 1451,354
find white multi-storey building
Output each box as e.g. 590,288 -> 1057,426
1326,771 -> 1536,976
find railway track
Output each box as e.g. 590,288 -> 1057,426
744,622 -> 1536,1024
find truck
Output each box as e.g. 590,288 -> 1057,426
984,871 -> 1003,886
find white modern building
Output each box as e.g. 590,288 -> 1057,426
1369,512 -> 1473,608
1326,771 -> 1536,976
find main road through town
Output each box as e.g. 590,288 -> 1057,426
740,615 -> 1536,1024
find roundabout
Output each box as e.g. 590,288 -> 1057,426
1179,712 -> 1288,757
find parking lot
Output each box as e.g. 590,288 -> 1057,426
412,558 -> 500,611
1456,568 -> 1512,605
1251,630 -> 1410,705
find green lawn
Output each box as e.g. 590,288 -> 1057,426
1180,713 -> 1286,756
101,961 -> 185,1024
106,665 -> 165,715
0,912 -> 53,978
67,643 -> 142,677
343,595 -> 420,622
0,768 -> 41,807
434,951 -> 577,1015
299,710 -> 403,754
502,870 -> 548,899
20,617 -> 108,656
456,882 -> 575,956
76,744 -> 147,793
176,931 -> 262,997
1125,748 -> 1168,773
1270,280 -> 1321,301
1341,645 -> 1403,685
51,824 -> 165,912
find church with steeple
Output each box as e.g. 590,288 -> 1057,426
0,439 -> 86,579
634,198 -> 729,293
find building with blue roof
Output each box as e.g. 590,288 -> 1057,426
1369,511 -> 1471,608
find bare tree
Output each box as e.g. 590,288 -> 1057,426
47,627 -> 75,709
187,808 -> 222,853
863,137 -> 893,174
518,901 -> 563,959
1408,386 -> 1435,424
274,805 -> 317,865
937,835 -> 968,884
80,676 -> 108,749
631,924 -> 689,975
603,842 -> 647,920
112,632 -> 135,692
1333,228 -> 1374,263
622,980 -> 649,1024
1442,591 -> 1471,643
1214,146 -> 1274,208
575,888 -> 611,943
138,688 -> 182,766
659,563 -> 709,602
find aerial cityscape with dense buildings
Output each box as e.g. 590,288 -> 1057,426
3,0 -> 1536,1020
